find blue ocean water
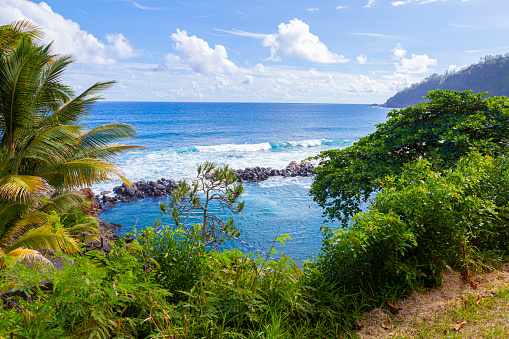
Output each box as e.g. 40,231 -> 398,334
87,102 -> 390,261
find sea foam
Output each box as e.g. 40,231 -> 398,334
92,139 -> 352,194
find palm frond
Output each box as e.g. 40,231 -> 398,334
22,125 -> 84,165
0,201 -> 30,249
0,174 -> 47,202
49,81 -> 115,125
5,248 -> 54,268
77,123 -> 138,150
80,144 -> 145,160
42,158 -> 131,189
5,224 -> 80,254
41,191 -> 86,214
0,21 -> 43,57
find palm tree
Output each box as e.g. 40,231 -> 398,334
0,21 -> 142,265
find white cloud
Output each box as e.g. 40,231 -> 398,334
242,75 -> 254,85
352,32 -> 399,39
214,28 -> 267,39
392,0 -> 469,5
383,72 -> 415,91
392,44 -> 408,59
171,29 -> 238,74
336,6 -> 347,9
64,61 -> 411,103
262,19 -> 348,64
449,23 -> 483,29
129,1 -> 171,10
307,8 -> 319,11
254,63 -> 266,73
357,54 -> 368,64
391,1 -> 411,6
0,0 -> 135,64
392,43 -> 437,73
106,33 -> 135,59
348,75 -> 384,92
448,64 -> 458,71
364,0 -> 376,8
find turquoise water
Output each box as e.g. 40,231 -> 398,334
87,102 -> 390,261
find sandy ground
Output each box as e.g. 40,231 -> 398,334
358,263 -> 509,338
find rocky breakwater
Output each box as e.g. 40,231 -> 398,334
233,161 -> 315,183
99,161 -> 315,206
102,178 -> 180,206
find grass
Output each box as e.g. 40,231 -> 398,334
357,264 -> 509,338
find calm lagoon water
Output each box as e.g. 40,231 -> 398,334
87,102 -> 390,261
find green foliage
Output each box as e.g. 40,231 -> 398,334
134,222 -> 207,302
0,227 -> 368,338
384,53 -> 509,108
159,161 -> 245,247
312,152 -> 509,302
0,21 -> 142,258
311,89 -> 509,225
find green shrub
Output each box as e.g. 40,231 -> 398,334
313,151 -> 509,298
311,90 -> 509,225
133,223 -> 207,303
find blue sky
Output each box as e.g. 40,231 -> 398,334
1,0 -> 508,103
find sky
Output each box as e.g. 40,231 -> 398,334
1,0 -> 508,103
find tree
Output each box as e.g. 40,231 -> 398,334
0,21 -> 141,264
310,89 -> 509,226
159,161 -> 244,247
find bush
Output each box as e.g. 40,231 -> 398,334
133,223 -> 207,302
312,151 -> 509,298
311,90 -> 509,225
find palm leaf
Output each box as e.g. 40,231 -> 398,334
81,144 -> 145,160
5,224 -> 79,254
42,158 -> 131,189
49,81 -> 115,125
77,123 -> 138,150
0,174 -> 47,202
4,247 -> 53,268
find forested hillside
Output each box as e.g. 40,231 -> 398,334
383,54 -> 509,108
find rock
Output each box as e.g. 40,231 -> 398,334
97,161 -> 316,206
80,188 -> 101,217
47,256 -> 75,270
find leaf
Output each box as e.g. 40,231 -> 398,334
470,281 -> 480,290
388,301 -> 402,313
451,321 -> 467,331
381,321 -> 392,330
476,295 -> 482,305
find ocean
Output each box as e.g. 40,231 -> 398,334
87,102 -> 391,261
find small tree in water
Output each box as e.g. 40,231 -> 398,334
159,161 -> 245,247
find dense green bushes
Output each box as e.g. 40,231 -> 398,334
0,232 -> 351,338
311,151 -> 509,299
3,152 -> 509,337
311,90 -> 509,225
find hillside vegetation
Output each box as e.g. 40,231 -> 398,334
383,54 -> 509,108
4,20 -> 509,338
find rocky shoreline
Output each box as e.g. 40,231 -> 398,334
86,161 -> 315,252
97,161 -> 315,209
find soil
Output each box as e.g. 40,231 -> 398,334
358,263 -> 509,338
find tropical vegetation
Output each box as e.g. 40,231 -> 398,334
383,54 -> 509,108
2,20 -> 509,339
0,21 -> 140,264
310,89 -> 509,226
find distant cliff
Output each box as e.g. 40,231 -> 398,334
382,54 -> 509,108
